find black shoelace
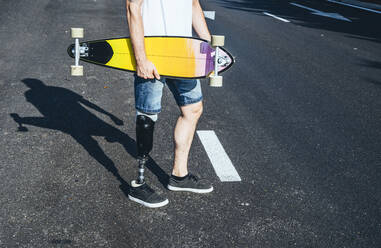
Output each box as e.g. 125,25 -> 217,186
141,183 -> 155,194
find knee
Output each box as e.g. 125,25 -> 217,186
182,102 -> 203,121
136,110 -> 158,122
136,114 -> 155,130
195,103 -> 203,118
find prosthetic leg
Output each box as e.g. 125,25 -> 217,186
132,114 -> 155,186
128,114 -> 168,207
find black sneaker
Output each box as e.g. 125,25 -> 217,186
167,174 -> 213,193
128,180 -> 169,208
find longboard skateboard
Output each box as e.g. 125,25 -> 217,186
68,28 -> 234,87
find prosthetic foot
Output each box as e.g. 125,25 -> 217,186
128,115 -> 168,208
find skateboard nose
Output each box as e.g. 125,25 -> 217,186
67,44 -> 75,58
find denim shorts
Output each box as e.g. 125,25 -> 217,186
134,75 -> 203,114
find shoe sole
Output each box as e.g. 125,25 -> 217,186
167,185 -> 214,193
128,195 -> 169,208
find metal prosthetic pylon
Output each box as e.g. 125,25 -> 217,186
137,156 -> 148,184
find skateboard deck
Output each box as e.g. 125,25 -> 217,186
68,36 -> 234,79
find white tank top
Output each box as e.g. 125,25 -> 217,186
141,0 -> 192,37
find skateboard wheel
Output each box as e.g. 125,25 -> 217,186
71,65 -> 83,76
211,35 -> 225,47
71,28 -> 84,38
209,75 -> 223,87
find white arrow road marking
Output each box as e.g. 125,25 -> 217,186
203,11 -> 215,20
290,2 -> 352,22
197,130 -> 241,182
327,0 -> 381,14
263,12 -> 291,22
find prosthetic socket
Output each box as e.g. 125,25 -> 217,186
136,115 -> 155,184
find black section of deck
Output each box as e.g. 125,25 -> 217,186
67,40 -> 113,65
85,41 -> 113,65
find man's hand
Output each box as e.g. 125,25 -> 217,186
136,59 -> 160,80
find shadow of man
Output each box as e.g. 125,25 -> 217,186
10,78 -> 169,195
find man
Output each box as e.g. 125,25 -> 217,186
126,0 -> 214,208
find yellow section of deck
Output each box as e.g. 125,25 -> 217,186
105,37 -> 197,78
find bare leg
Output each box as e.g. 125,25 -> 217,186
172,101 -> 203,177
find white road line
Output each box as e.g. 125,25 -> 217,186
291,2 -> 323,12
263,12 -> 291,22
197,130 -> 241,182
327,0 -> 381,14
290,2 -> 351,21
203,11 -> 216,20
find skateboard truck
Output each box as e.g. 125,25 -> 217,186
209,35 -> 225,87
70,28 -> 84,76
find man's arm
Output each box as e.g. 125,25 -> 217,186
192,0 -> 211,42
79,98 -> 123,125
126,0 -> 160,80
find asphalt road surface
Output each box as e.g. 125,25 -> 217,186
1,0 -> 380,247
